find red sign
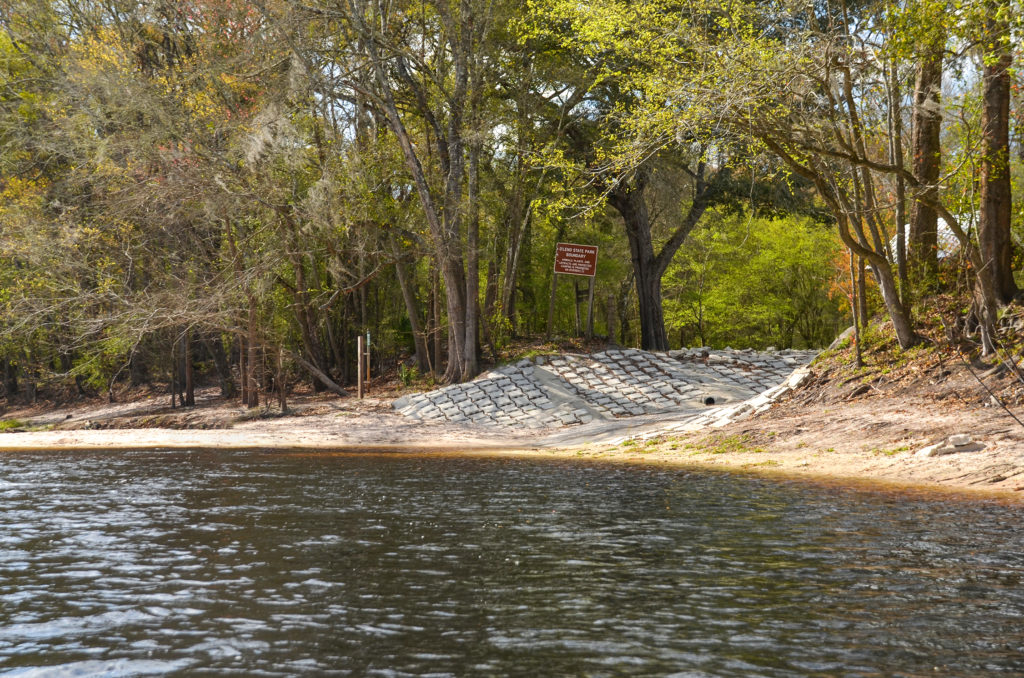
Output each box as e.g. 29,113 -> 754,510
553,242 -> 598,277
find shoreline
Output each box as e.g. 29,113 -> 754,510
3,372 -> 1023,502
2,427 -> 1022,504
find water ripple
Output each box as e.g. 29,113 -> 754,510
1,451 -> 1023,676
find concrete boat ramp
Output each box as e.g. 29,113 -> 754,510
393,348 -> 817,446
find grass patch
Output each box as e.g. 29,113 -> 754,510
870,445 -> 911,457
697,433 -> 766,455
0,419 -> 26,431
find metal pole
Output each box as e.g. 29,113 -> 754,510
357,334 -> 365,399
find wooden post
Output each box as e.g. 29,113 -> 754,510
586,276 -> 595,339
357,334 -> 365,399
546,273 -> 559,340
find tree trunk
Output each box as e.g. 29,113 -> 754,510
170,337 -> 178,409
889,58 -> 908,303
607,162 -> 711,351
129,348 -> 147,387
482,234 -> 502,353
979,10 -> 1017,304
849,249 -> 863,368
238,334 -> 248,405
277,346 -> 287,412
355,16 -> 474,383
857,257 -> 868,328
25,369 -> 36,405
291,253 -> 330,391
618,277 -> 634,346
339,299 -> 351,385
293,353 -> 349,396
464,120 -> 481,379
835,211 -> 920,349
202,334 -> 234,398
395,256 -> 430,373
430,265 -> 441,376
909,48 -> 943,289
183,329 -> 195,406
608,177 -> 669,350
1,359 -> 16,398
869,261 -> 918,346
246,298 -> 259,409
441,255 -> 469,382
501,193 -> 534,331
636,270 -> 667,350
605,293 -> 617,343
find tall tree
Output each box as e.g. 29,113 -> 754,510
605,157 -> 725,350
273,0 -> 494,382
977,0 -> 1017,304
908,44 -> 944,288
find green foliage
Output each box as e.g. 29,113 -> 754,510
663,210 -> 845,349
699,433 -> 765,455
0,419 -> 26,431
1,0 -> 1020,399
870,445 -> 911,457
398,364 -> 419,387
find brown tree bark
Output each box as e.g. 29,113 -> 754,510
293,353 -> 348,396
183,329 -> 195,406
348,9 -> 465,382
277,346 -> 287,412
430,265 -> 442,376
889,59 -> 907,303
607,164 -> 711,351
1,359 -> 16,398
857,257 -> 868,328
170,337 -> 178,409
760,137 -> 920,349
394,255 -> 430,373
979,10 -> 1017,304
201,333 -> 234,398
238,334 -> 248,406
909,48 -> 943,288
464,74 -> 483,377
289,252 -> 330,391
246,297 -> 259,409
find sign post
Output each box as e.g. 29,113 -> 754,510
548,243 -> 598,339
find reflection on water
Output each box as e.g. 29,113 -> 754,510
1,450 -> 1023,676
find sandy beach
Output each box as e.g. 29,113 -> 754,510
2,374 -> 1023,501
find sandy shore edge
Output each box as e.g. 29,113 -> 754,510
2,428 -> 1022,503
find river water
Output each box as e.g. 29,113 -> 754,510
1,450 -> 1022,677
